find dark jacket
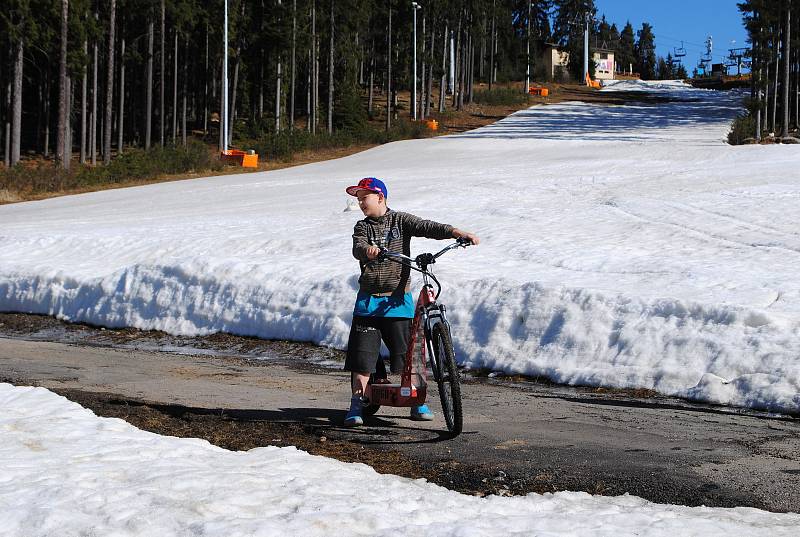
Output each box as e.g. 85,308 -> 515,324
352,209 -> 454,295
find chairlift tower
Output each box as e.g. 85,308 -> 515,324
727,47 -> 750,76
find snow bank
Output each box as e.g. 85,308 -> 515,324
1,79 -> 799,413
1,383 -> 797,536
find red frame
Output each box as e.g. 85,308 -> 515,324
367,285 -> 436,408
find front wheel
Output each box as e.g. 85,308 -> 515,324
430,323 -> 463,435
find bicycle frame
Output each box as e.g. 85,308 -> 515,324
366,243 -> 460,408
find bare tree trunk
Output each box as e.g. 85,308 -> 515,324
44,75 -> 51,157
425,28 -> 434,117
368,42 -> 374,114
327,0 -> 334,134
772,36 -> 779,132
228,1 -> 245,146
794,42 -> 799,130
204,26 -> 209,134
357,32 -> 363,85
172,30 -> 178,142
230,52 -> 240,145
160,0 -> 165,146
275,0 -> 283,131
64,76 -> 72,170
11,39 -> 23,165
453,14 -> 461,107
489,0 -> 495,90
103,0 -> 116,164
80,40 -> 87,163
420,14 -> 426,119
4,49 -> 11,167
782,3 -> 791,139
56,0 -> 69,167
311,1 -> 317,133
480,14 -> 486,79
182,37 -> 187,146
386,2 -> 392,131
118,37 -> 125,154
795,41 -> 800,130
457,28 -> 465,110
307,49 -> 312,130
146,20 -> 154,149
219,58 -> 224,150
439,24 -> 447,113
274,61 -> 281,129
91,37 -> 98,164
765,56 -> 771,133
526,0 -> 531,93
492,21 -> 498,84
290,0 -> 297,129
467,32 -> 475,103
755,34 -> 762,142
258,59 -> 264,118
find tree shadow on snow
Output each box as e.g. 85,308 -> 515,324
447,94 -> 742,144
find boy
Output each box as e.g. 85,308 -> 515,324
343,177 -> 479,427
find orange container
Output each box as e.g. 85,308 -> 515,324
529,86 -> 549,97
426,119 -> 439,131
221,149 -> 259,168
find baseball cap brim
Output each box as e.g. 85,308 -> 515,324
345,185 -> 382,197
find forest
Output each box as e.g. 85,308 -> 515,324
2,0 -> 679,177
734,0 -> 799,143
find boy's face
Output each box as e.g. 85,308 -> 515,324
356,190 -> 386,218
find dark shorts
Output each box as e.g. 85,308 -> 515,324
344,316 -> 412,374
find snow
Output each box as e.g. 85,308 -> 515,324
1,79 -> 800,413
1,382 -> 798,536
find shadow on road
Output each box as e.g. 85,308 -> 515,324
111,397 -> 460,442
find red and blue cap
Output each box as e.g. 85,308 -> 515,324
345,177 -> 388,198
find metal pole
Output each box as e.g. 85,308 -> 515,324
449,32 -> 455,93
222,0 -> 229,151
525,0 -> 530,92
583,17 -> 589,82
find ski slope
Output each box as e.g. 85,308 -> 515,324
1,80 -> 799,413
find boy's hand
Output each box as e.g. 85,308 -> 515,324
366,246 -> 382,259
452,229 -> 480,245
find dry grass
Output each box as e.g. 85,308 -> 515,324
0,189 -> 22,203
2,82 -> 630,205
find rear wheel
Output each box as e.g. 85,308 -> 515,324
430,323 -> 462,435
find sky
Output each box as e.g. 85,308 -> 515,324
594,0 -> 749,72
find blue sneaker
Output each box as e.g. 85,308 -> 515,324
344,396 -> 364,427
410,404 -> 434,421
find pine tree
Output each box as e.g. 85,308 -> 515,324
552,0 -> 597,80
617,21 -> 635,74
634,22 -> 656,80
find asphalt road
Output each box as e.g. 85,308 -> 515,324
1,326 -> 798,513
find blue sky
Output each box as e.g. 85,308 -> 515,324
593,0 -> 748,71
